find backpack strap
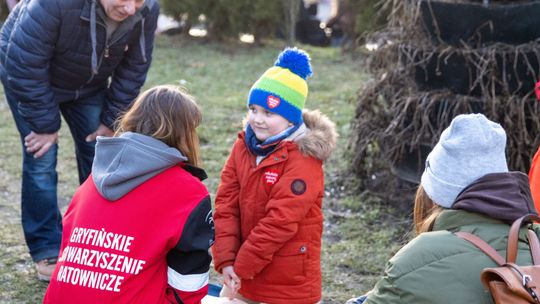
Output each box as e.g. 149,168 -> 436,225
528,229 -> 540,265
507,214 -> 540,263
455,231 -> 505,266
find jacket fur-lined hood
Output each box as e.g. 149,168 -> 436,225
296,109 -> 338,161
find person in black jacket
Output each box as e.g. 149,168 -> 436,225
0,0 -> 159,281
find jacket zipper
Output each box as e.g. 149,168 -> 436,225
82,23 -> 109,86
76,8 -> 136,97
85,26 -> 130,85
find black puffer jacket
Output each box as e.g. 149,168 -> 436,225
0,0 -> 159,132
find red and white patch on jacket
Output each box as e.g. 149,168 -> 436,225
263,170 -> 280,185
267,95 -> 280,109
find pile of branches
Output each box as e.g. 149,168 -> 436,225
352,0 -> 540,186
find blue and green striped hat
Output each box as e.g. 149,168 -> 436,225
248,48 -> 313,124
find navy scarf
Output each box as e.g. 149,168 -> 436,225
245,124 -> 300,157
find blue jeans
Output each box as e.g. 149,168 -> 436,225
4,85 -> 103,262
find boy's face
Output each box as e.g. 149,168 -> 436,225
248,105 -> 292,142
100,0 -> 145,22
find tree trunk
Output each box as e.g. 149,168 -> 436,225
283,0 -> 301,46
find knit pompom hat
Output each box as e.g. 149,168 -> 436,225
420,113 -> 509,208
247,47 -> 313,124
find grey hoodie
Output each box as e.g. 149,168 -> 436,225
92,132 -> 187,201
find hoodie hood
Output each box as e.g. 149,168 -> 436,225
92,132 -> 187,201
452,171 -> 536,223
294,109 -> 338,161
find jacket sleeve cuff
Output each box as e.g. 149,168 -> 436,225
233,260 -> 255,280
100,110 -> 116,130
215,261 -> 234,274
31,120 -> 61,134
99,93 -> 122,130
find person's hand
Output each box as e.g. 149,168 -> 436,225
24,131 -> 59,158
85,123 -> 114,142
222,266 -> 241,300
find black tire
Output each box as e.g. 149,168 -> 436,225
401,44 -> 540,96
420,0 -> 540,47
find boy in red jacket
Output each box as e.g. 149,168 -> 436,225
212,48 -> 337,304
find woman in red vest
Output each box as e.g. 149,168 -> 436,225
44,85 -> 214,304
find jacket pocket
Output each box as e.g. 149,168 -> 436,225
261,242 -> 307,285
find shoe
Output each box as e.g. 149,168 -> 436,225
36,257 -> 57,282
345,295 -> 368,304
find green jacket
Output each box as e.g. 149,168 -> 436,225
366,209 -> 540,304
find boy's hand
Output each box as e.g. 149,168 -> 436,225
222,266 -> 241,299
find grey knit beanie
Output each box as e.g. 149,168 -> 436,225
420,113 -> 508,208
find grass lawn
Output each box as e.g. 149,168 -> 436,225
0,36 -> 410,303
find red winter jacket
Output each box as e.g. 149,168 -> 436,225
44,133 -> 213,304
212,110 -> 337,304
530,146 -> 540,212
